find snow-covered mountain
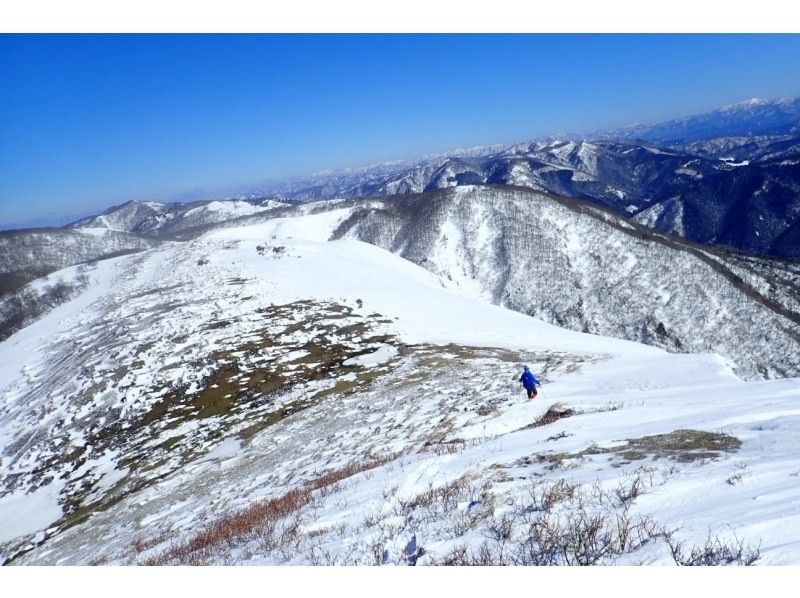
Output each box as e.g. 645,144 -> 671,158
71,197 -> 293,236
1,203 -> 799,566
595,97 -> 800,144
4,186 -> 798,376
0,198 -> 297,337
239,98 -> 800,259
676,133 -> 800,162
0,227 -> 163,341
71,138 -> 800,260
328,186 -> 800,380
246,138 -> 800,259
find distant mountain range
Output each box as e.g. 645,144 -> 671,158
70,197 -> 291,237
239,97 -> 800,260
594,97 -> 800,144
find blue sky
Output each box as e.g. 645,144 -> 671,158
1,34 -> 800,228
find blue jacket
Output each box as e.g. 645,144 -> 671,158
519,371 -> 540,389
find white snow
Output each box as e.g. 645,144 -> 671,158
204,208 -> 353,242
643,147 -> 676,155
570,170 -> 595,182
674,167 -> 703,179
608,187 -> 627,200
24,262 -> 87,294
184,200 -> 268,219
0,478 -> 65,544
576,142 -> 599,176
0,255 -> 126,391
259,199 -> 291,209
720,157 -> 751,167
548,141 -> 576,162
343,345 -> 398,367
75,227 -> 111,237
196,438 -> 241,464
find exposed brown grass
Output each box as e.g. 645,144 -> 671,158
529,403 -> 576,428
142,455 -> 394,565
133,531 -> 171,554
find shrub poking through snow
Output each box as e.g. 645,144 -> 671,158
667,533 -> 760,566
529,403 -> 576,428
426,476 -> 759,566
142,455 -> 394,565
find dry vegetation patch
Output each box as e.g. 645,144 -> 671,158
527,429 -> 742,471
142,455 -> 395,565
530,403 -> 576,427
620,429 -> 742,462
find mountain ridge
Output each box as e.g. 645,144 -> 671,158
327,185 -> 800,379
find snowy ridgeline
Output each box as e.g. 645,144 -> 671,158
1,203 -> 799,566
329,186 -> 800,380
69,197 -> 293,237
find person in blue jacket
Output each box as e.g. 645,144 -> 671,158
519,365 -> 541,400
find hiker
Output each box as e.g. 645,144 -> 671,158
519,365 -> 541,400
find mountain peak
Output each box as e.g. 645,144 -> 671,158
722,97 -> 770,110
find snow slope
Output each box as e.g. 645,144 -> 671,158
201,213 -> 653,357
331,186 -> 800,379
1,208 -> 799,565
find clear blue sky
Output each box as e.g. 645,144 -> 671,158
1,34 -> 799,228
